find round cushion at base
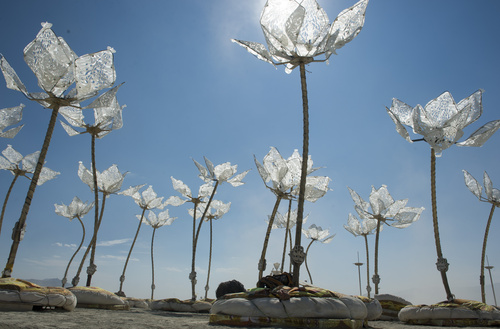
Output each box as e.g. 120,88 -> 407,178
0,278 -> 77,311
375,294 -> 412,320
150,298 -> 213,313
399,299 -> 500,327
210,286 -> 380,328
68,286 -> 128,310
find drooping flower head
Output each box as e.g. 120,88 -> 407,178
232,0 -> 369,73
386,90 -> 500,156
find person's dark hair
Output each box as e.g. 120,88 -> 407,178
216,280 -> 246,298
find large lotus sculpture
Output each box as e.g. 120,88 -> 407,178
232,0 -> 369,73
386,90 -> 499,301
234,0 -> 367,285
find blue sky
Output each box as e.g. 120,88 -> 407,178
0,0 -> 499,305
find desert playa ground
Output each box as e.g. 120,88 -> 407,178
0,308 -> 495,329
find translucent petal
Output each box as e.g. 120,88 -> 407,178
84,83 -> 123,110
119,184 -> 146,197
21,151 -> 40,173
199,182 -> 214,198
228,169 -> 249,187
2,144 -> 23,165
368,185 -> 394,215
294,0 -> 330,57
0,55 -> 29,96
328,0 -> 368,52
98,164 -> 127,194
165,195 -> 186,207
254,155 -> 270,184
263,147 -> 289,186
344,213 -> 361,237
347,187 -> 370,212
213,162 -> 236,182
462,170 -> 482,200
171,177 -> 191,198
260,0 -> 301,57
75,48 -> 116,99
0,125 -> 23,138
78,162 -> 95,191
0,104 -> 24,130
457,120 -> 500,147
422,91 -> 458,128
386,107 -> 412,143
60,120 -> 80,136
231,39 -> 275,66
392,207 -> 424,228
302,175 -> 331,202
37,166 -> 60,185
382,198 -> 408,219
456,89 -> 483,128
193,159 -> 209,181
204,157 -> 215,179
23,23 -> 74,94
484,172 -> 493,202
59,106 -> 85,128
388,98 -> 414,126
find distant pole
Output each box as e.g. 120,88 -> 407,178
354,252 -> 364,296
485,256 -> 497,306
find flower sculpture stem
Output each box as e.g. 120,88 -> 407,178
304,239 -> 315,285
363,234 -> 371,298
87,133 -> 100,287
291,62 -> 310,287
280,200 -> 293,273
430,148 -> 453,301
191,181 -> 219,301
62,216 -> 85,287
150,226 -> 157,300
480,204 -> 496,303
72,195 -> 107,286
373,219 -> 382,294
3,104 -> 60,277
204,217 -> 213,300
117,207 -> 147,297
0,174 -> 20,238
258,195 -> 283,280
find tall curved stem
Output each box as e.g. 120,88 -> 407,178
280,199 -> 293,273
3,104 -> 60,278
431,148 -> 453,301
258,195 -> 282,280
72,194 -> 107,287
150,227 -> 157,300
292,62 -> 309,287
373,219 -> 381,295
191,181 -> 219,301
204,217 -> 213,299
0,174 -> 20,238
86,133 -> 99,287
304,240 -> 314,285
117,207 -> 146,296
363,234 -> 371,298
62,216 -> 86,287
480,204 -> 496,303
